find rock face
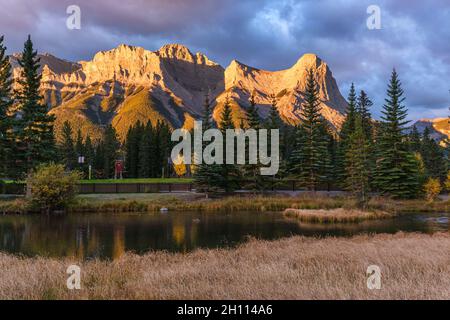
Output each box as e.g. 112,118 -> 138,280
411,118 -> 450,143
10,44 -> 347,141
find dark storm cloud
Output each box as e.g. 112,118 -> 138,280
0,0 -> 449,120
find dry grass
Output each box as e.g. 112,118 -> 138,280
1,193 -> 448,215
0,232 -> 449,300
284,208 -> 392,223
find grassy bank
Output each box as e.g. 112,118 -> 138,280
1,193 -> 448,214
0,232 -> 448,299
284,208 -> 392,223
79,178 -> 193,184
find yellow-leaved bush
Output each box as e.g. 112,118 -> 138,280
26,163 -> 82,212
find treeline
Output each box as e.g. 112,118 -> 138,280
0,35 -> 56,180
0,35 -> 449,199
193,68 -> 450,200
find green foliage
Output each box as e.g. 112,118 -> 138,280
14,35 -> 56,176
99,125 -> 120,178
59,121 -> 77,170
124,120 -> 172,179
373,69 -> 420,198
194,94 -> 223,193
26,163 -> 82,212
345,116 -> 371,207
289,68 -> 331,191
0,35 -> 13,177
420,127 -> 447,180
218,97 -> 241,192
445,171 -> 450,191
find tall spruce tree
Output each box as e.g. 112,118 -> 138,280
356,90 -> 373,141
15,35 -> 56,176
290,68 -> 330,191
421,127 -> 447,180
0,35 -> 13,178
138,121 -> 153,178
59,121 -> 76,170
193,94 -> 222,193
218,97 -> 241,192
374,69 -> 420,198
336,83 -> 357,183
243,93 -> 266,191
101,125 -> 120,178
125,121 -> 143,178
345,115 -> 371,207
408,125 -> 422,154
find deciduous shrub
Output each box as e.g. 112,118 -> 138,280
445,171 -> 450,191
423,177 -> 442,202
26,163 -> 82,213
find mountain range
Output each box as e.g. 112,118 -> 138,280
9,44 -> 448,142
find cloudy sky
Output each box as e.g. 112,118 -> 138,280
1,0 -> 449,121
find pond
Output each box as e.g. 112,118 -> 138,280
0,211 -> 448,259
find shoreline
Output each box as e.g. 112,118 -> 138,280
0,232 -> 448,300
1,193 -> 448,215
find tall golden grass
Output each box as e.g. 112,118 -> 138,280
284,208 -> 392,223
0,233 -> 448,299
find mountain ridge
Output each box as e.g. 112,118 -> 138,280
10,43 -> 350,141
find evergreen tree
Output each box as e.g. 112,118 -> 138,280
265,95 -> 286,183
59,121 -> 76,170
336,83 -> 357,184
245,92 -> 260,129
138,121 -> 153,178
345,115 -> 371,207
100,125 -> 120,178
290,68 -> 330,191
408,125 -> 421,154
421,127 -> 447,180
15,35 -> 56,176
125,122 -> 143,178
218,97 -> 240,192
193,93 -> 222,193
374,69 -> 420,198
242,93 -> 265,192
84,135 -> 95,178
356,90 -> 373,141
75,129 -> 84,158
0,35 -> 13,178
340,83 -> 357,143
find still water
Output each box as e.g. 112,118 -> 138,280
0,211 -> 448,259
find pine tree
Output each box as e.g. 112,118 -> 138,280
356,90 -> 373,141
193,93 -> 222,193
340,83 -> 357,143
265,95 -> 285,183
245,92 -> 260,129
101,125 -> 120,178
374,69 -> 420,198
84,135 -> 95,177
290,68 -> 330,191
59,121 -> 76,170
242,93 -> 265,191
125,122 -> 143,178
138,121 -> 153,178
15,35 -> 56,176
421,127 -> 447,180
218,97 -> 240,192
409,125 -> 421,154
0,35 -> 13,178
345,115 -> 371,207
336,83 -> 357,184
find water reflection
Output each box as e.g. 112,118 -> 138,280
0,211 -> 447,259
